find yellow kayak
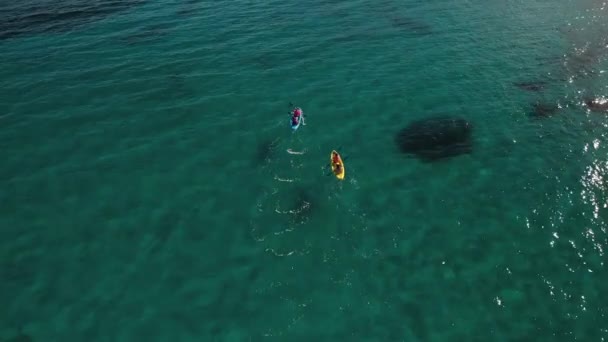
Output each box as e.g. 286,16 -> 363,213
330,150 -> 345,180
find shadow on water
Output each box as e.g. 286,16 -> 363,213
0,0 -> 147,41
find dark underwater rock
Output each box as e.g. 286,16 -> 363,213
395,116 -> 472,162
389,16 -> 432,36
584,97 -> 608,112
5,328 -> 32,342
515,81 -> 547,92
119,22 -> 173,45
5,335 -> 32,342
0,0 -> 145,40
560,39 -> 608,80
176,0 -> 201,17
530,102 -> 559,118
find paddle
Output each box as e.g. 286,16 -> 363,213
287,102 -> 293,115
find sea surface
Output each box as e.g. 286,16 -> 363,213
1,0 -> 608,340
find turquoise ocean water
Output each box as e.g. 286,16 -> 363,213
1,0 -> 608,340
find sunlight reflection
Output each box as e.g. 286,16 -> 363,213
580,159 -> 607,219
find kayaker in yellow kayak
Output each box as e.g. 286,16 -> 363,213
331,150 -> 345,180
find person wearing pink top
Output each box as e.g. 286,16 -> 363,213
290,106 -> 305,126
